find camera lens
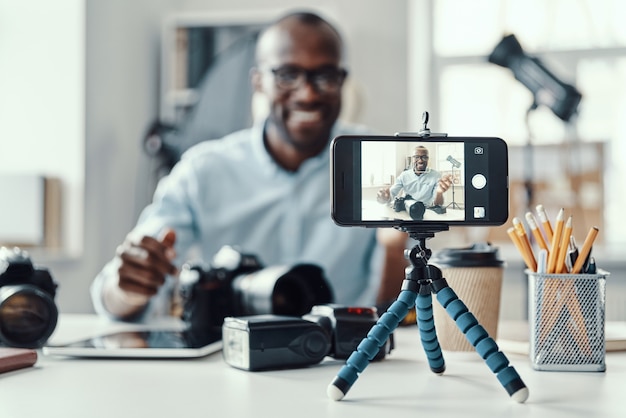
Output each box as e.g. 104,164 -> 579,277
232,264 -> 333,317
272,276 -> 308,315
0,284 -> 58,348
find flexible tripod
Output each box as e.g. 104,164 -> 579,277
327,226 -> 529,403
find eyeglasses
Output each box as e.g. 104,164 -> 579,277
269,65 -> 347,93
412,155 -> 429,161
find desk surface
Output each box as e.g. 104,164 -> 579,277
1,314 -> 625,418
362,199 -> 465,221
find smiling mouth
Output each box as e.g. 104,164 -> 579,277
290,109 -> 323,123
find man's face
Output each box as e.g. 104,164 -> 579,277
412,149 -> 430,174
253,22 -> 344,155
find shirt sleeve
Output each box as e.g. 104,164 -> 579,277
389,174 -> 404,199
90,259 -> 176,321
426,170 -> 441,206
90,156 -> 202,321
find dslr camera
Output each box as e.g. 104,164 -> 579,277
179,246 -> 333,340
0,247 -> 59,348
222,304 -> 392,371
393,195 -> 426,220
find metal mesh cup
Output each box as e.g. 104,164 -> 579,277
430,243 -> 504,352
528,270 -> 608,371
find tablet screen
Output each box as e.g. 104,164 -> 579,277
42,329 -> 222,358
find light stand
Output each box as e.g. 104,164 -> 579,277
445,155 -> 462,210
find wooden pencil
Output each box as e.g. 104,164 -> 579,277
555,216 -> 573,274
513,217 -> 537,272
546,208 -> 564,273
525,211 -> 549,254
507,227 -> 536,271
536,204 -> 554,243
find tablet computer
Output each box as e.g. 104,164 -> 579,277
42,329 -> 222,359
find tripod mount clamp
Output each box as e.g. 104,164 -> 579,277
395,223 -> 449,243
394,111 -> 449,139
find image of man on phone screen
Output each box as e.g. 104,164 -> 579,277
376,146 -> 453,220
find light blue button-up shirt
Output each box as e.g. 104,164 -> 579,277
91,121 -> 383,319
390,168 -> 441,207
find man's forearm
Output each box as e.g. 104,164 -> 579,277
93,260 -> 151,321
102,276 -> 151,320
433,191 -> 444,206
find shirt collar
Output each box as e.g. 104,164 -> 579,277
251,118 -> 335,177
414,167 -> 433,176
250,120 -> 271,167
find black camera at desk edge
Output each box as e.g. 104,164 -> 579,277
222,304 -> 393,371
0,246 -> 59,348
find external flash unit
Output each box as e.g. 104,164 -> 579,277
488,34 -> 582,122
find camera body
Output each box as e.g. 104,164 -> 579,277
303,304 -> 391,360
222,304 -> 392,371
179,246 -> 333,339
0,247 -> 59,348
393,195 -> 426,220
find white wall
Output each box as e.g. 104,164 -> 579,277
0,0 -> 85,254
35,0 -> 410,314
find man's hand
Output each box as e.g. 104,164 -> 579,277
116,229 -> 178,297
377,187 -> 391,204
432,174 -> 453,206
437,174 -> 453,194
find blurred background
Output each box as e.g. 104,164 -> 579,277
1,0 -> 625,319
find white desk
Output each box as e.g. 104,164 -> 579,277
362,199 -> 465,222
1,314 -> 625,418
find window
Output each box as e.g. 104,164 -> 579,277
0,0 -> 85,255
413,0 -> 626,246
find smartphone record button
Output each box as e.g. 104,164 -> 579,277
471,174 -> 487,189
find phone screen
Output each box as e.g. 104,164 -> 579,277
331,135 -> 509,227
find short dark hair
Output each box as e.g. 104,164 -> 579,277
273,10 -> 341,39
255,10 -> 344,66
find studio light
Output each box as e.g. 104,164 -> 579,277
446,155 -> 461,169
488,34 -> 582,122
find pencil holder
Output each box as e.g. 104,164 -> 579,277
527,270 -> 609,372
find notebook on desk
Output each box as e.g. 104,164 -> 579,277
496,321 -> 626,355
42,329 -> 222,359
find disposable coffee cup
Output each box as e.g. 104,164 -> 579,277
430,242 -> 505,352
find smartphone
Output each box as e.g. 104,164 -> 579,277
331,135 -> 508,228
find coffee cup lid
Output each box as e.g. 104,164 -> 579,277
430,242 -> 504,268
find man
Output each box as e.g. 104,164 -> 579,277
376,146 -> 452,219
91,11 -> 406,321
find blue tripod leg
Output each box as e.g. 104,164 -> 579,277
433,282 -> 530,403
415,287 -> 445,374
327,287 -> 417,401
